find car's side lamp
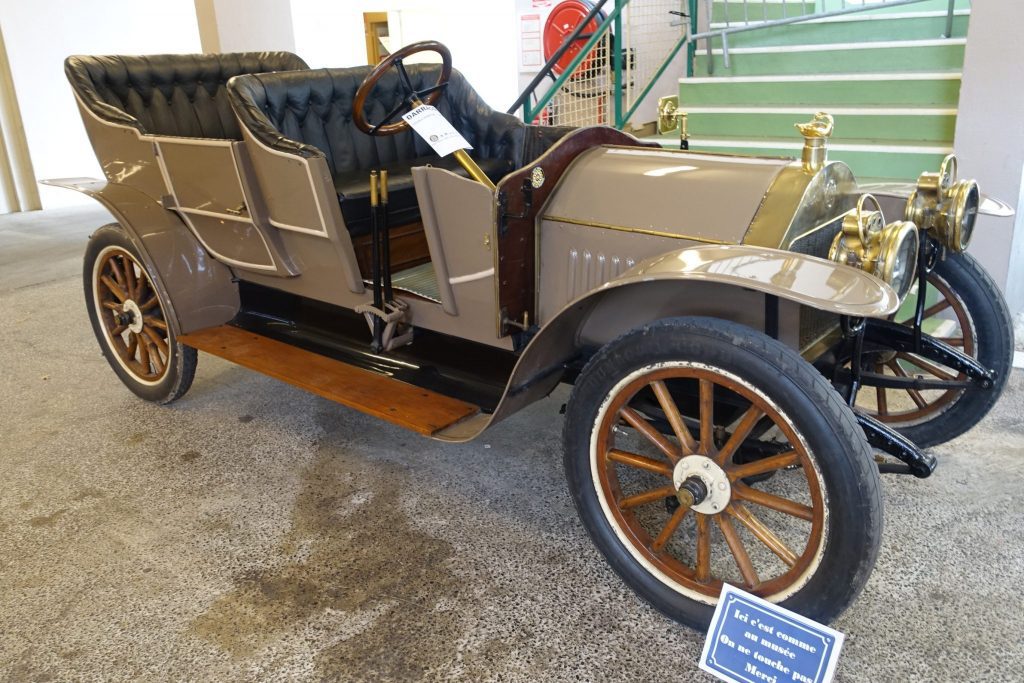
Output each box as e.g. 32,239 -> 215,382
830,194 -> 920,299
904,154 -> 979,253
795,112 -> 834,174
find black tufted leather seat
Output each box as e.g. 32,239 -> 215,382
65,52 -> 310,139
228,65 -> 529,237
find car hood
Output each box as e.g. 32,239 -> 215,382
541,145 -> 792,246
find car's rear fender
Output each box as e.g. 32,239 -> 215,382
43,178 -> 239,333
436,244 -> 898,442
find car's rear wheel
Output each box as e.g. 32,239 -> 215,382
564,317 -> 883,630
84,226 -> 196,404
854,250 -> 1013,447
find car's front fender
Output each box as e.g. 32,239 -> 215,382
570,244 -> 898,349
608,243 -> 899,316
435,244 -> 898,442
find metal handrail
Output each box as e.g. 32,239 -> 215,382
697,0 -> 962,74
512,0 -> 961,131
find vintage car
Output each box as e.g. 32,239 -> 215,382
53,41 -> 1014,631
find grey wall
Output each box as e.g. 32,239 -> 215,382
953,0 -> 1024,315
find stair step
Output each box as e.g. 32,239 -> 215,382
708,11 -> 970,47
179,324 -> 480,436
679,72 -> 962,106
694,38 -> 965,76
711,1 -> 819,24
681,106 -> 956,142
653,136 -> 950,180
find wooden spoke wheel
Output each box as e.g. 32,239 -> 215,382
84,226 -> 196,404
854,250 -> 1013,447
94,246 -> 171,384
595,366 -> 825,601
564,317 -> 882,629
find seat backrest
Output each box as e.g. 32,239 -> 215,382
227,64 -> 527,174
65,52 -> 310,140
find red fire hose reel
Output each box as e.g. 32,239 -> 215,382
542,0 -> 608,78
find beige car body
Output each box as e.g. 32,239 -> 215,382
55,51 -> 903,439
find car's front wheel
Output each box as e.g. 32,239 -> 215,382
853,250 -> 1013,447
563,317 -> 883,630
84,225 -> 196,404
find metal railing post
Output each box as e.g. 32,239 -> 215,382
704,0 -> 715,75
686,0 -> 698,78
944,0 -> 956,38
613,0 -> 624,128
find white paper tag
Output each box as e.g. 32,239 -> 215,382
401,104 -> 472,157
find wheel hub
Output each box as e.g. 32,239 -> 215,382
121,299 -> 144,334
673,455 -> 731,514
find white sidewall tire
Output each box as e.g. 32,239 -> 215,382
563,316 -> 883,630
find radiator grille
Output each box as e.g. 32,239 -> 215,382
789,218 -> 841,260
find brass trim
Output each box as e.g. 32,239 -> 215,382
408,94 -> 495,191
541,214 -> 731,245
453,148 -> 496,190
740,163 -> 808,247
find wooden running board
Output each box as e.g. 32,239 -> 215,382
179,325 -> 480,436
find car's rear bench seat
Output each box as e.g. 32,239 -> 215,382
64,52 -> 310,140
226,64 -> 532,239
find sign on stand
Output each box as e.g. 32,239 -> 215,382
700,584 -> 844,683
401,105 -> 472,158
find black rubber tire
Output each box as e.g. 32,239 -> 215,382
563,317 -> 883,630
84,225 -> 197,404
892,251 -> 1014,447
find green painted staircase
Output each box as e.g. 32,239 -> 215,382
657,0 -> 972,180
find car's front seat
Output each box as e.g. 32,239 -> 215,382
227,64 -> 528,237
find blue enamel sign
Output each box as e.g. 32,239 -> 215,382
700,584 -> 844,683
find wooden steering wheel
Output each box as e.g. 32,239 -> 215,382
352,40 -> 453,137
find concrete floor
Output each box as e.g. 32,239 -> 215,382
1,206 -> 1022,683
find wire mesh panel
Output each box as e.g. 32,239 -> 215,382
622,0 -> 686,119
543,31 -> 614,127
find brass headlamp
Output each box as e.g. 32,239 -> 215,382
905,154 -> 979,253
830,194 -> 920,298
